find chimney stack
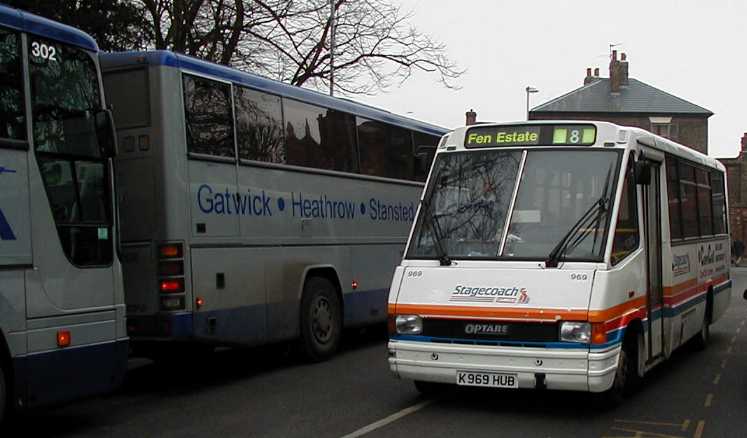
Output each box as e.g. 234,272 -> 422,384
465,109 -> 477,126
609,50 -> 629,93
584,67 -> 594,85
742,132 -> 747,152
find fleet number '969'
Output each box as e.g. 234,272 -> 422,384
570,273 -> 588,281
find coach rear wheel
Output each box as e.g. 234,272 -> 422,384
300,277 -> 342,362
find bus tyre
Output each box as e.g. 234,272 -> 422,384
0,364 -> 6,424
692,306 -> 711,351
601,331 -> 641,406
300,277 -> 342,362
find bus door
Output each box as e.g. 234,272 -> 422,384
642,160 -> 664,360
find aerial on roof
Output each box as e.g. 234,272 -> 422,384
0,4 -> 98,52
531,78 -> 712,116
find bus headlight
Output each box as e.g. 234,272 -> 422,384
559,322 -> 591,343
395,315 -> 423,335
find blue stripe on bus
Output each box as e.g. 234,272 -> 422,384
0,5 -> 98,51
14,339 -> 128,409
99,51 -> 448,138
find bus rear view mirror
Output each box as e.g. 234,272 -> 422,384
635,161 -> 651,185
95,109 -> 118,158
743,289 -> 747,300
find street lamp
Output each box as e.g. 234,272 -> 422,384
525,86 -> 539,120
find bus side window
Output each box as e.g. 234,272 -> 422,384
234,86 -> 284,163
358,118 -> 413,180
711,171 -> 727,234
0,28 -> 25,141
666,156 -> 683,239
611,158 -> 639,265
182,74 -> 235,159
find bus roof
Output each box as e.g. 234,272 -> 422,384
99,50 -> 448,137
0,5 -> 98,52
444,121 -> 725,171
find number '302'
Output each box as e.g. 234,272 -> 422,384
31,42 -> 57,62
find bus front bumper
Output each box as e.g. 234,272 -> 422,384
388,340 -> 620,392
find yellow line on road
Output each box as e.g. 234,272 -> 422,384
681,419 -> 690,432
610,426 -> 683,438
713,373 -> 721,385
613,419 -> 683,427
693,420 -> 705,438
704,393 -> 713,408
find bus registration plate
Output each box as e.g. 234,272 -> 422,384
456,371 -> 518,389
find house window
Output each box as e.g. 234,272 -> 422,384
649,117 -> 678,141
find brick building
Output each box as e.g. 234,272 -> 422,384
529,51 -> 713,155
718,134 -> 747,244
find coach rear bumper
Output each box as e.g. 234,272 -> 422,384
388,339 -> 620,392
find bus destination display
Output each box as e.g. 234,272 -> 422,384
465,124 -> 596,148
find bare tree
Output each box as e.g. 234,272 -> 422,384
20,0 -> 463,95
243,0 -> 464,94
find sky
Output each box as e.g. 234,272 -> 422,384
355,0 -> 747,158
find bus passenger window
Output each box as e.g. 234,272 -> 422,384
358,118 -> 413,180
234,86 -> 284,163
182,74 -> 235,158
611,159 -> 639,265
284,99 -> 356,172
712,172 -> 727,235
666,157 -> 682,239
0,28 -> 25,141
678,162 -> 699,238
696,168 -> 713,236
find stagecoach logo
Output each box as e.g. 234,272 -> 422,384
450,285 -> 530,304
698,244 -> 715,266
0,166 -> 17,241
672,254 -> 690,277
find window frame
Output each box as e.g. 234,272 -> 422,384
0,26 -> 28,148
611,153 -> 640,266
28,36 -> 114,268
665,153 -> 728,244
181,71 -> 237,161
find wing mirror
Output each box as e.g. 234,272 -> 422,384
95,108 -> 118,158
635,160 -> 651,185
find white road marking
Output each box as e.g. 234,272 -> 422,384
339,400 -> 435,438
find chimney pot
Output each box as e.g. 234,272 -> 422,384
612,49 -> 618,61
621,52 -> 627,61
594,67 -> 600,77
586,67 -> 592,76
465,109 -> 477,126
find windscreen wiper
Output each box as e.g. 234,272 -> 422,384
421,198 -> 452,266
546,168 -> 613,268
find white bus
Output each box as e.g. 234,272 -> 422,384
388,121 -> 730,401
99,51 -> 447,360
0,6 -> 126,421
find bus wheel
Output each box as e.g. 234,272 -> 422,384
0,364 -> 7,424
601,331 -> 640,406
300,277 -> 342,362
692,305 -> 711,350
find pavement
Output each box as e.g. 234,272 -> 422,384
5,269 -> 747,438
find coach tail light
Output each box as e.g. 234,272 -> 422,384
395,315 -> 423,335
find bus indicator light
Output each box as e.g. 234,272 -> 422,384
57,330 -> 71,348
591,323 -> 607,345
196,296 -> 205,309
159,244 -> 183,259
352,280 -> 359,290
